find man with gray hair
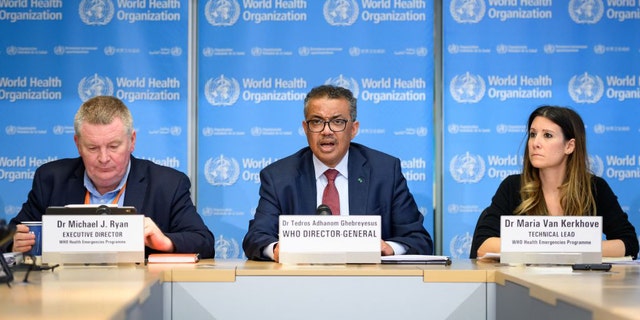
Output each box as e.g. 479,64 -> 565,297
7,96 -> 215,258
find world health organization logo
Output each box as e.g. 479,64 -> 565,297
79,0 -> 115,26
568,0 -> 604,24
568,72 -> 604,104
78,74 -> 114,101
449,232 -> 472,259
204,75 -> 240,106
205,0 -> 241,26
204,155 -> 240,186
215,235 -> 241,259
325,75 -> 359,98
593,123 -> 606,134
593,45 -> 606,55
450,72 -> 485,103
6,46 -> 18,55
450,0 -> 486,24
449,152 -> 485,183
323,0 -> 359,26
589,155 -> 604,177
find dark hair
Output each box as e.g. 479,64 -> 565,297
516,105 -> 595,216
303,85 -> 357,121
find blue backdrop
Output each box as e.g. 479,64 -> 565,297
2,0 -> 638,260
0,2 -> 188,229
196,0 -> 434,258
444,0 -> 640,258
0,0 -> 434,260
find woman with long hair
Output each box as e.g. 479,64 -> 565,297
470,105 -> 638,259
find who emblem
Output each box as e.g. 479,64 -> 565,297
568,72 -> 603,104
205,75 -> 240,106
323,0 -> 359,26
79,0 -> 115,25
449,152 -> 485,184
78,74 -> 114,101
568,0 -> 604,24
215,235 -> 241,259
204,155 -> 240,186
450,0 -> 485,24
588,155 -> 604,177
449,232 -> 473,259
450,72 -> 485,103
325,75 -> 359,98
205,0 -> 241,26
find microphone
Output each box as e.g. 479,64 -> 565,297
96,205 -> 111,215
316,204 -> 332,216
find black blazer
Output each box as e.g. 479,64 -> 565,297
9,156 -> 215,258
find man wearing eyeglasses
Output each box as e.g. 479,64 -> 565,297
242,85 -> 433,261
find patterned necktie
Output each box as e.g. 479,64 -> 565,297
322,169 -> 340,215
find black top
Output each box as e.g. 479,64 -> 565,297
470,174 -> 639,259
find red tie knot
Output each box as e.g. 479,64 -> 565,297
324,169 -> 339,181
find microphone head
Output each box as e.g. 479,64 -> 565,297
96,205 -> 111,215
316,204 -> 332,216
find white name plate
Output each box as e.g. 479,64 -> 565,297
279,215 -> 381,264
42,215 -> 145,264
501,216 -> 602,264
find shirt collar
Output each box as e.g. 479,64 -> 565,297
313,151 -> 349,180
84,161 -> 131,196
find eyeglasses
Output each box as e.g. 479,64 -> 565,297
306,119 -> 350,133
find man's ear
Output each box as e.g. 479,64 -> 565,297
350,120 -> 359,140
130,131 -> 137,153
74,135 -> 81,154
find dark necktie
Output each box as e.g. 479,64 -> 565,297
322,169 -> 340,215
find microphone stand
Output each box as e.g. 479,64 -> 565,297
0,219 -> 16,286
0,254 -> 14,287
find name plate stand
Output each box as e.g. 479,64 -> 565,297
279,215 -> 381,264
42,215 -> 145,264
501,216 -> 602,264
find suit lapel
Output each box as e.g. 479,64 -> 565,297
123,157 -> 147,211
296,151 -> 319,214
348,146 -> 370,215
67,162 -> 88,204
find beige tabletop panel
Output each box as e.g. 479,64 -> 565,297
4,258 -> 639,320
147,259 -> 237,282
2,265 -> 159,320
494,263 -> 640,320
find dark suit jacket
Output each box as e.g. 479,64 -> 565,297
8,156 -> 215,258
242,143 -> 433,260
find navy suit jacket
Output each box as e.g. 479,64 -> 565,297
242,143 -> 433,260
8,156 -> 215,258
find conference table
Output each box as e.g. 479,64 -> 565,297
2,259 -> 640,320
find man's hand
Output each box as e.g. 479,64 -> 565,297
381,240 -> 395,256
11,224 -> 35,253
144,217 -> 175,252
273,243 -> 280,262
